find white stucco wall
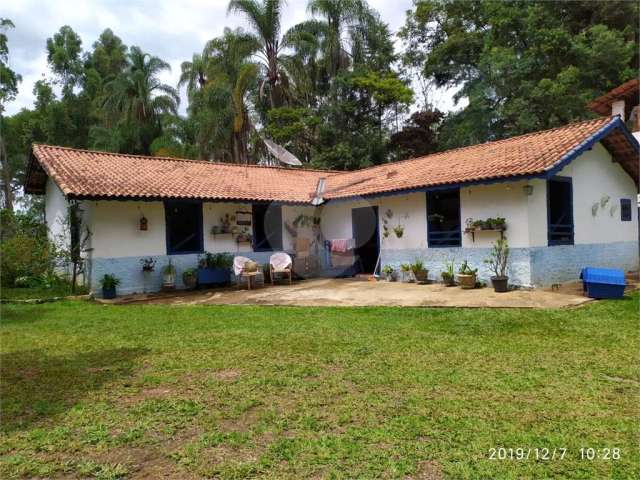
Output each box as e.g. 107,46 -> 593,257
45,178 -> 69,246
90,201 -> 166,257
551,142 -> 638,245
460,181 -> 531,248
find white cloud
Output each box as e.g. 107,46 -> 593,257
4,0 -> 460,115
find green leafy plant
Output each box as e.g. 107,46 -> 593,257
382,265 -> 394,276
411,259 -> 425,274
162,261 -> 176,275
199,252 -> 234,269
99,274 -> 120,289
484,238 -> 510,278
393,225 -> 404,238
400,263 -> 411,272
458,260 -> 477,276
441,260 -> 456,284
183,267 -> 197,277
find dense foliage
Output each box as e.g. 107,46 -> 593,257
400,0 -> 639,149
0,0 -> 638,213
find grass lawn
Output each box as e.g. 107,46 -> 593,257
1,296 -> 638,479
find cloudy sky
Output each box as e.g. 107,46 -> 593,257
4,0 -> 458,116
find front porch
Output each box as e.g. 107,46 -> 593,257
103,277 -> 604,309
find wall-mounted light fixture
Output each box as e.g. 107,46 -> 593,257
139,215 -> 148,231
523,185 -> 534,196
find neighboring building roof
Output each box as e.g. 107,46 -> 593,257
26,116 -> 638,204
587,79 -> 639,116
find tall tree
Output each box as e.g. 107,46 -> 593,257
183,28 -> 259,162
46,26 -> 83,97
227,0 -> 287,108
1,18 -> 21,212
400,0 -> 638,149
102,46 -> 179,154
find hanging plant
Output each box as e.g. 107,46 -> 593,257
393,225 -> 405,238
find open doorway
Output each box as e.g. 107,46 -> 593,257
352,206 -> 380,273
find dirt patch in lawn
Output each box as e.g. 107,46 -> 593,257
121,386 -> 176,405
407,460 -> 444,480
213,368 -> 241,381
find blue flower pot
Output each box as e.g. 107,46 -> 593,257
102,286 -> 116,299
197,268 -> 231,285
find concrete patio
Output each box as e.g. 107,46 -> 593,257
108,278 -> 612,309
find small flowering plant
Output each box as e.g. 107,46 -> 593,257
140,257 -> 156,272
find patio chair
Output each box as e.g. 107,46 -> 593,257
269,252 -> 293,285
233,256 -> 261,290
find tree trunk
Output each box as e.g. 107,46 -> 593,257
0,128 -> 13,213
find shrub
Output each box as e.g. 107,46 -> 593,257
0,233 -> 55,287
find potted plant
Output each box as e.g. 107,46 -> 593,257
457,260 -> 477,289
393,225 -> 405,238
197,252 -> 233,285
182,267 -> 198,289
100,274 -> 120,299
471,219 -> 485,230
441,260 -> 456,286
162,261 -> 176,289
485,238 -> 510,292
399,263 -> 413,282
411,259 -> 428,284
382,265 -> 395,282
492,217 -> 507,231
140,257 -> 156,272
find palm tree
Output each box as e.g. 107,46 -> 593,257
186,28 -> 260,163
178,53 -> 208,101
306,0 -> 373,76
227,0 -> 287,108
103,46 -> 179,153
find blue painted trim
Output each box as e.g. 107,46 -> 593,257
164,200 -> 204,255
426,188 -> 462,248
547,176 -> 574,246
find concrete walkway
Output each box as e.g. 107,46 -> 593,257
125,278 -> 597,309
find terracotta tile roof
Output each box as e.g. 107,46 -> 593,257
27,116 -> 637,203
323,116 -> 637,199
587,79 -> 639,115
27,145 -> 334,203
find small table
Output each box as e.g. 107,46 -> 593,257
240,271 -> 259,290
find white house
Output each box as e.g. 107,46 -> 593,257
26,96 -> 639,296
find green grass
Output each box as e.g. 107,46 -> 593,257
1,296 -> 638,479
1,284 -> 89,300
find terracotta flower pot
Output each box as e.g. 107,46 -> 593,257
457,273 -> 476,289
